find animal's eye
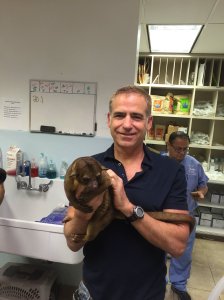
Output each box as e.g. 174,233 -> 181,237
96,173 -> 102,182
81,176 -> 90,184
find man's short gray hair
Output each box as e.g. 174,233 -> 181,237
109,85 -> 151,117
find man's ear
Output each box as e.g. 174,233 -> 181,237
107,112 -> 111,128
146,115 -> 153,131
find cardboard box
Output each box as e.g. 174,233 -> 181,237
165,125 -> 188,143
167,125 -> 179,135
151,95 -> 164,113
154,125 -> 165,140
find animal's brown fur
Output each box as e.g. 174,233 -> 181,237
64,156 -> 121,241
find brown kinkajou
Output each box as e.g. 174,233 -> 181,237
64,156 -> 195,242
64,156 -> 119,241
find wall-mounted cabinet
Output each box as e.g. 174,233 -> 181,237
136,54 -> 224,174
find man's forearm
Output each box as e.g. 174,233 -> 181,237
64,207 -> 94,252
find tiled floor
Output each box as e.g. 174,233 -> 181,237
165,237 -> 224,300
58,238 -> 224,300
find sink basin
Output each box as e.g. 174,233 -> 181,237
0,176 -> 83,264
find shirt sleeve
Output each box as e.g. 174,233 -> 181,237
197,163 -> 209,188
163,164 -> 188,211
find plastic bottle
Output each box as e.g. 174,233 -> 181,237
46,160 -> 57,179
59,161 -> 68,179
16,150 -> 23,175
31,158 -> 39,177
210,159 -> 215,172
38,153 -> 48,178
214,158 -> 219,171
23,160 -> 30,176
202,161 -> 208,172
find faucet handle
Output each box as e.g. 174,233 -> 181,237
39,180 -> 53,192
17,181 -> 28,190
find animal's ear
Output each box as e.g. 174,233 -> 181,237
101,167 -> 109,171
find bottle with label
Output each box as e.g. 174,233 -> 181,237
38,153 -> 48,178
16,150 -> 24,175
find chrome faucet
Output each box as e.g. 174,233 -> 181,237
16,160 -> 53,192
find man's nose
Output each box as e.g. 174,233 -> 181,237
123,116 -> 132,127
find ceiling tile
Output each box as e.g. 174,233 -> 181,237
140,0 -> 217,24
192,24 -> 224,53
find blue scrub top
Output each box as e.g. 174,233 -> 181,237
181,155 -> 209,212
163,153 -> 209,212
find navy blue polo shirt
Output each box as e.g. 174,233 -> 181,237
83,144 -> 187,300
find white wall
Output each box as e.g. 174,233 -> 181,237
0,0 -> 140,136
0,0 -> 141,287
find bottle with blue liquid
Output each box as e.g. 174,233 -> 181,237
38,153 -> 48,178
46,159 -> 57,179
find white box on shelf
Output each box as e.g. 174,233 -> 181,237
201,213 -> 212,220
220,194 -> 224,205
211,207 -> 222,214
212,215 -> 224,229
200,219 -> 212,227
211,193 -> 220,204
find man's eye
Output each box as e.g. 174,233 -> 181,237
131,114 -> 144,120
113,113 -> 125,119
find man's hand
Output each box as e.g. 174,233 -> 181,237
191,191 -> 205,199
106,169 -> 133,217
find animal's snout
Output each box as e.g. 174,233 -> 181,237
89,180 -> 99,189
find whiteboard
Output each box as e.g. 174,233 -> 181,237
30,80 -> 97,136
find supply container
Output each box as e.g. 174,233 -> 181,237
31,158 -> 39,177
0,262 -> 58,300
59,161 -> 68,179
46,160 -> 57,179
38,153 -> 48,178
6,146 -> 23,176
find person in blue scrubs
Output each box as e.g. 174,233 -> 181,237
166,131 -> 208,300
64,86 -> 190,300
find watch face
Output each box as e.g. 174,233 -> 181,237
135,206 -> 144,218
127,206 -> 144,222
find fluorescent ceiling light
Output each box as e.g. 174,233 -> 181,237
148,25 -> 203,53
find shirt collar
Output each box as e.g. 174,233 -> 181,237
103,143 -> 152,168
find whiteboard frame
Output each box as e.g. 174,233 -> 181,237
29,79 -> 97,137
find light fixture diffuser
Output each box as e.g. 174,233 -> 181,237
148,25 -> 203,53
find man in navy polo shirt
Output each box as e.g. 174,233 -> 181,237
64,86 -> 190,300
